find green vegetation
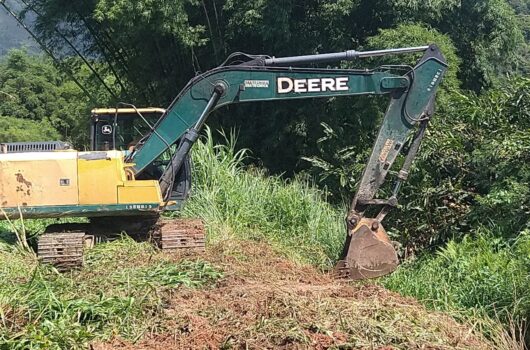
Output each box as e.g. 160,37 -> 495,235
0,130 -> 528,348
0,116 -> 58,142
183,128 -> 345,268
0,234 -> 222,349
185,130 -> 530,342
0,50 -> 96,145
0,0 -> 529,347
384,232 -> 530,325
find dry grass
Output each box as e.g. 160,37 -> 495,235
93,240 -> 500,350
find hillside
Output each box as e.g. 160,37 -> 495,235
0,3 -> 38,56
0,235 -> 503,349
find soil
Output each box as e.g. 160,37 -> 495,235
91,240 -> 493,350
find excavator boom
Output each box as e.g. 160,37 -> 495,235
128,44 -> 447,279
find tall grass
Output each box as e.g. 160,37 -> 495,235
185,129 -> 529,346
0,128 -> 527,348
183,128 -> 346,267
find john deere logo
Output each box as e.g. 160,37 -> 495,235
101,125 -> 113,135
277,77 -> 349,94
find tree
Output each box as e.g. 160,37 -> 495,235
0,49 -> 91,145
0,116 -> 59,142
11,0 -> 528,176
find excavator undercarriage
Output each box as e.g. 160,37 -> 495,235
37,217 -> 206,269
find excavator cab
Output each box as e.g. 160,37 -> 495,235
90,108 -> 192,207
90,108 -> 165,152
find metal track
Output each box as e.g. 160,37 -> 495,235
38,231 -> 86,270
37,217 -> 206,270
151,219 -> 206,251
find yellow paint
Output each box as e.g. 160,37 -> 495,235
0,152 -> 79,207
0,150 -> 164,209
118,180 -> 162,204
77,151 -> 162,205
77,151 -> 124,205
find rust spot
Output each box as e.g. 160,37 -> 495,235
26,189 -> 31,196
15,172 -> 32,187
378,138 -> 394,163
1,201 -> 7,206
22,202 -> 27,206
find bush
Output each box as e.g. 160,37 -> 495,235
0,116 -> 60,142
0,236 -> 221,349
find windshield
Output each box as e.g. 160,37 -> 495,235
92,112 -> 162,151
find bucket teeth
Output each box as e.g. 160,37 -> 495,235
334,219 -> 398,280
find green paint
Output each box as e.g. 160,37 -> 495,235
0,203 -> 161,219
131,48 -> 447,182
131,69 -> 405,174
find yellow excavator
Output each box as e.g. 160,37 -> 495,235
0,45 -> 447,279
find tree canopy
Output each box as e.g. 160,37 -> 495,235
0,49 -> 91,145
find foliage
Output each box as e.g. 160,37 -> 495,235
305,75 -> 530,253
509,0 -> 530,14
185,130 -> 529,344
390,0 -> 523,90
0,1 -> 38,56
384,230 -> 530,337
303,24 -> 460,199
0,116 -> 59,142
364,24 -> 462,93
0,50 -> 91,145
17,0 -> 525,170
0,0 -> 529,346
183,127 -> 345,267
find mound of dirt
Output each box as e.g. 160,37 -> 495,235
92,240 -> 493,349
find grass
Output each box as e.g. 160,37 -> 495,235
0,233 -> 222,349
0,128 -> 527,348
182,129 -> 528,347
383,229 -> 530,345
182,128 -> 346,268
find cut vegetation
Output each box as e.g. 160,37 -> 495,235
0,235 -> 511,350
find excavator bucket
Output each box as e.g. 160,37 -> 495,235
334,218 -> 398,280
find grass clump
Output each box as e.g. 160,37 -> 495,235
186,130 -> 529,346
183,128 -> 345,267
0,235 -> 222,349
383,230 -> 530,343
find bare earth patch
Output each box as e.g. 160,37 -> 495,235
92,240 -> 493,349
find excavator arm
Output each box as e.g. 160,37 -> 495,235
128,44 -> 447,279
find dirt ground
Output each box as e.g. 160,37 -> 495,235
91,240 -> 493,350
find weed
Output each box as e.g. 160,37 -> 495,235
383,229 -> 530,346
0,237 -> 222,349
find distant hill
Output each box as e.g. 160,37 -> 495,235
0,2 -> 38,56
